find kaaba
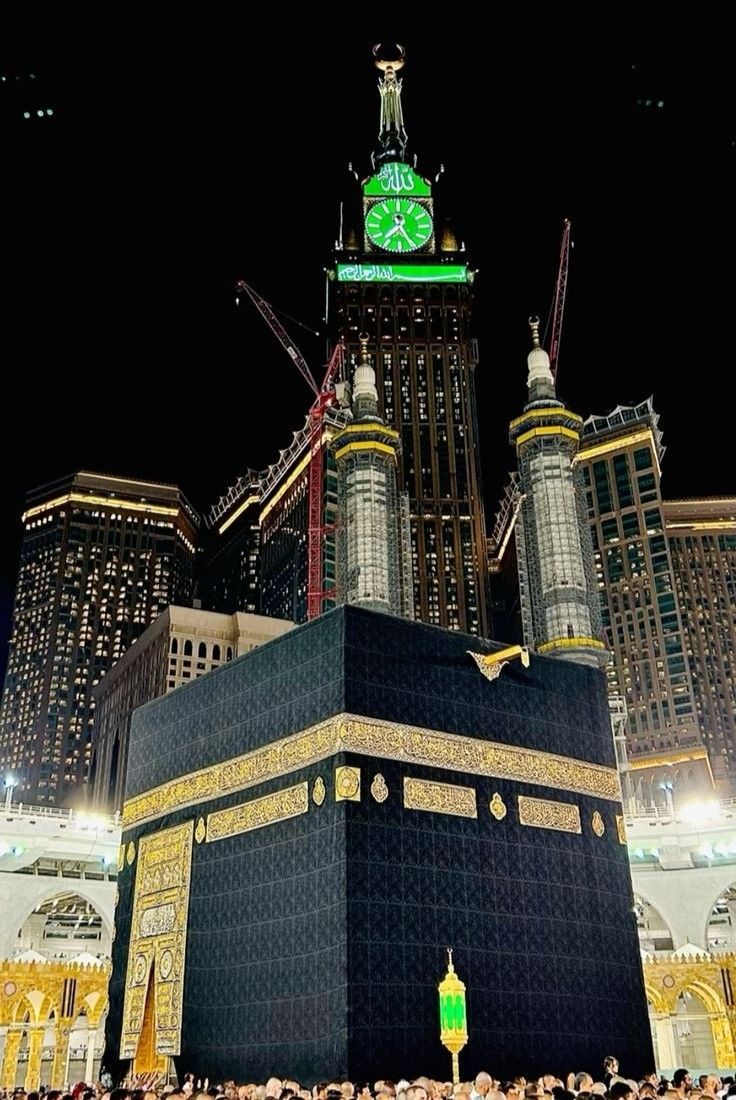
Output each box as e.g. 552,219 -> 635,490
106,606 -> 653,1083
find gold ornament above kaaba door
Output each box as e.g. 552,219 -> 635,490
194,818 -> 206,844
591,811 -> 605,837
312,777 -> 326,806
335,765 -> 361,802
489,792 -> 507,820
371,773 -> 389,803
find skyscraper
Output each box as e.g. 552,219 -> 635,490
328,46 -> 489,635
509,319 -> 605,668
200,475 -> 261,615
665,498 -> 736,784
0,472 -> 199,805
576,401 -> 702,766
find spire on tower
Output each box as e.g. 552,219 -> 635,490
526,315 -> 556,403
373,43 -> 408,166
352,333 -> 379,418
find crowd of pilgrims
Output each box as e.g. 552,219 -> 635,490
3,1064 -> 736,1100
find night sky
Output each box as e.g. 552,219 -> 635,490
2,28 -> 734,678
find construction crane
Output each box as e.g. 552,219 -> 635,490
235,280 -> 344,621
546,218 -> 571,381
488,220 -> 573,573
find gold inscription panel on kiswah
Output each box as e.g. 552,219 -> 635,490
403,777 -> 477,818
518,795 -> 581,834
120,820 -> 194,1060
123,713 -> 619,829
206,782 -> 309,842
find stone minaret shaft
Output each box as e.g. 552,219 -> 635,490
509,319 -> 606,668
333,335 -> 412,617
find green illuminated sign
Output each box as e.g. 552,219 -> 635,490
336,263 -> 468,284
363,162 -> 432,197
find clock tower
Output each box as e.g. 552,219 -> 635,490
329,44 -> 489,636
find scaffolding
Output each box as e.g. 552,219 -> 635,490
487,472 -> 522,571
335,444 -> 408,617
515,426 -> 604,667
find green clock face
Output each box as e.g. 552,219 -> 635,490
365,197 -> 433,253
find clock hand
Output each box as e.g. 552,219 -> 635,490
398,224 -> 414,245
383,224 -> 401,240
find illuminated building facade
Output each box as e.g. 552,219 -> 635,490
207,413 -> 344,625
0,472 -> 199,806
577,402 -> 704,776
665,498 -> 736,783
258,421 -> 341,623
625,795 -> 736,1073
91,605 -> 292,811
329,47 -> 489,635
0,801 -> 119,1089
259,443 -> 339,623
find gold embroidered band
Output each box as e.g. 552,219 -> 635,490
124,712 -> 619,830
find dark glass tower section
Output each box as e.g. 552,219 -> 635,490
0,472 -> 199,805
329,48 -> 489,636
200,484 -> 261,615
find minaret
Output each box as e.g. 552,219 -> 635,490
509,318 -> 606,668
332,334 -> 413,617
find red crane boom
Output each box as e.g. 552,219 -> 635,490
236,281 -> 320,396
547,218 -> 571,381
306,343 -> 343,621
235,280 -> 342,621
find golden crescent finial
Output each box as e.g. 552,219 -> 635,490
373,42 -> 405,73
